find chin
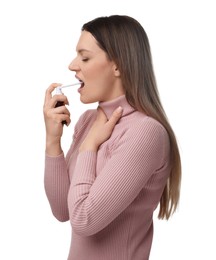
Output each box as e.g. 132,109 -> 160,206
80,95 -> 98,104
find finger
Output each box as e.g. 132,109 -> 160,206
48,110 -> 71,126
54,114 -> 71,125
53,94 -> 69,107
96,107 -> 108,122
44,83 -> 61,105
55,106 -> 71,126
45,105 -> 70,121
54,106 -> 71,117
107,106 -> 123,127
61,115 -> 71,126
45,94 -> 69,110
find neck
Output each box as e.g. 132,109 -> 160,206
99,95 -> 136,120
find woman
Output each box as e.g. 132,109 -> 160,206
43,15 -> 181,260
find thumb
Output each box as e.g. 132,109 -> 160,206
107,106 -> 123,127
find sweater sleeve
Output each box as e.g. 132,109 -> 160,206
44,110 -> 96,222
68,118 -> 170,236
44,153 -> 70,222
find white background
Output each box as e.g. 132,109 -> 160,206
0,0 -> 215,259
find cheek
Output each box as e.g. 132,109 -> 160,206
85,60 -> 112,78
81,61 -> 115,102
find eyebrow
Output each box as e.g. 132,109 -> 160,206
77,49 -> 92,54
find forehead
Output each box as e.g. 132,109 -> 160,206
76,31 -> 100,54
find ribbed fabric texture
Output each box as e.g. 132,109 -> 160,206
44,95 -> 171,260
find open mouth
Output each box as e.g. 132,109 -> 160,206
77,80 -> 85,93
80,80 -> 85,88
79,80 -> 85,88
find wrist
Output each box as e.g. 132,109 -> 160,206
79,141 -> 98,153
46,136 -> 62,156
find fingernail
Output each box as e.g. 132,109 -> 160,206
116,106 -> 123,113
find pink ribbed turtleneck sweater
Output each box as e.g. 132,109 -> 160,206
44,95 -> 171,260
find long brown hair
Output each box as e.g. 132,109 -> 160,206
82,15 -> 181,219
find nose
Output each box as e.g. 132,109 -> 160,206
68,58 -> 79,72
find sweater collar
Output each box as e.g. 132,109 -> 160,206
99,95 -> 136,120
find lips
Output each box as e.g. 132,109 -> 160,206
75,76 -> 84,92
77,81 -> 84,93
80,81 -> 84,87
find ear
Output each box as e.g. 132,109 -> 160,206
113,64 -> 121,77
